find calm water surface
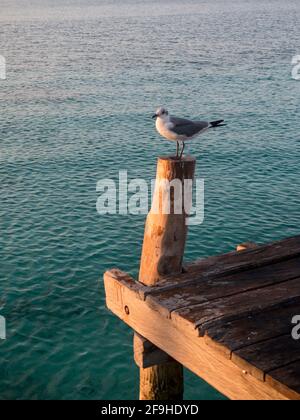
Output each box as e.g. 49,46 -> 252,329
0,0 -> 300,400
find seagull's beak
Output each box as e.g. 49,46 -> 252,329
152,114 -> 157,119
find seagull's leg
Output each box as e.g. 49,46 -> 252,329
180,142 -> 185,160
176,141 -> 179,158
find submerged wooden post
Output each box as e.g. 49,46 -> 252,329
136,156 -> 196,400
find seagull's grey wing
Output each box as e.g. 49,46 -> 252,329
170,116 -> 195,126
170,116 -> 209,137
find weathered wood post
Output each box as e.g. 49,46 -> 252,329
135,156 -> 196,400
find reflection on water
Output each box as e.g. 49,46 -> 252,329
0,0 -> 300,400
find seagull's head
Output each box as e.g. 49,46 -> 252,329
152,107 -> 169,120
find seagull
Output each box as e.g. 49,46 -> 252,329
152,107 -> 226,159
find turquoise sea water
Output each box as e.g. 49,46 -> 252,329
1,0 -> 300,400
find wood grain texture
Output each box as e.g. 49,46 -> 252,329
104,236 -> 300,400
266,360 -> 300,400
155,235 -> 300,289
171,277 -> 300,335
104,270 -> 291,400
134,332 -> 175,368
232,334 -> 300,381
137,157 -> 195,400
203,296 -> 300,353
139,363 -> 184,400
145,257 -> 300,318
139,156 -> 196,286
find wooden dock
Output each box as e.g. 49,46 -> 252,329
104,156 -> 300,400
104,235 -> 300,400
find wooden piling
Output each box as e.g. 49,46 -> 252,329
139,156 -> 196,286
136,156 -> 196,400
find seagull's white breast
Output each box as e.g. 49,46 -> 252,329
156,117 -> 183,141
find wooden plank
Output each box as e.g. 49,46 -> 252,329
146,257 -> 300,318
203,297 -> 300,354
104,270 -> 291,400
156,235 -> 300,289
171,277 -> 300,335
104,268 -> 149,298
134,333 -> 175,368
232,334 -> 300,381
266,360 -> 300,400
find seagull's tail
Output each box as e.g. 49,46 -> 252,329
210,119 -> 226,128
